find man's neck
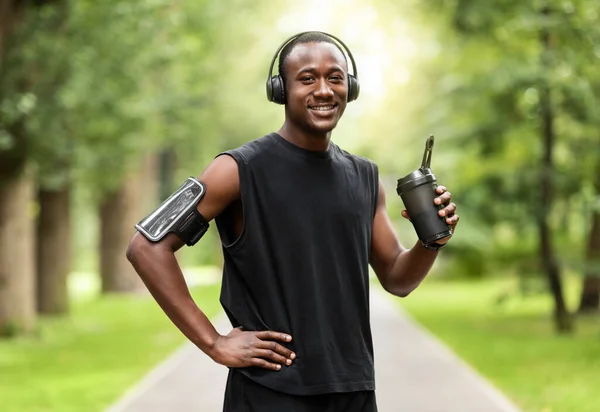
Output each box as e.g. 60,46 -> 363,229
277,124 -> 332,152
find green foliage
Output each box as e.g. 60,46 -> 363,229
2,0 -> 291,199
0,1 -> 71,187
67,1 -> 180,196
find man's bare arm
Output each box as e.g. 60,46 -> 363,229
126,155 -> 295,370
126,155 -> 239,353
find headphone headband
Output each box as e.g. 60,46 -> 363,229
267,31 -> 359,83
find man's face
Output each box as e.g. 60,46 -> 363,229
283,42 -> 349,136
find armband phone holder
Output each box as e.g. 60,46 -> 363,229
135,177 -> 209,246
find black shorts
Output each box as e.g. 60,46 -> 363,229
223,369 -> 378,412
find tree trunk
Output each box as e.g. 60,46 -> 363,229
142,151 -> 160,210
0,171 -> 36,336
579,276 -> 600,313
0,1 -> 25,66
158,148 -> 177,202
538,4 -> 573,332
578,163 -> 600,313
36,186 -> 71,314
0,2 -> 30,338
99,174 -> 145,294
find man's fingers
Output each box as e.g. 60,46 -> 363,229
433,184 -> 459,234
438,202 -> 456,217
447,213 -> 460,226
254,331 -> 296,360
401,210 -> 411,221
256,339 -> 296,360
254,348 -> 292,366
434,191 -> 452,206
250,357 -> 282,371
255,330 -> 292,343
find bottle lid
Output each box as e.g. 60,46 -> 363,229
396,168 -> 436,196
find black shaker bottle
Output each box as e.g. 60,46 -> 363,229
396,135 -> 452,246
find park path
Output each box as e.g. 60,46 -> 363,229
105,287 -> 522,412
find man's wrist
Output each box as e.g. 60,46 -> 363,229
206,333 -> 224,362
421,241 -> 446,252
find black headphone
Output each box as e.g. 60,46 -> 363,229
266,31 -> 360,105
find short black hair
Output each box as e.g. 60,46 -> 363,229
277,32 -> 348,82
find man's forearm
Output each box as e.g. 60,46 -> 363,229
381,242 -> 439,297
126,236 -> 220,357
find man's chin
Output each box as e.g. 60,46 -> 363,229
307,119 -> 340,135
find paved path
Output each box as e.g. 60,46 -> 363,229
106,288 -> 522,412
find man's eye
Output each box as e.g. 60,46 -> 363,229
330,76 -> 343,82
301,76 -> 314,82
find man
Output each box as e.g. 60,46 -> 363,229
126,31 -> 459,412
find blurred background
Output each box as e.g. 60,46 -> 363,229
0,0 -> 599,411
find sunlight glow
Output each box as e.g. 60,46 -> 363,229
275,0 -> 417,101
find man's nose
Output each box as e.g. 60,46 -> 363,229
313,79 -> 334,97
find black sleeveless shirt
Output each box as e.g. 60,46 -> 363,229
215,133 -> 379,396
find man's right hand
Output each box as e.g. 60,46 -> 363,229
210,327 -> 296,371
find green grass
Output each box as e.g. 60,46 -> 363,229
0,271 -> 222,412
399,276 -> 600,412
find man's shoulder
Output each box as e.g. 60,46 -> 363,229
222,133 -> 277,164
333,143 -> 378,172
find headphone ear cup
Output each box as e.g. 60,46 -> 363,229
266,77 -> 274,102
347,75 -> 360,102
268,75 -> 285,105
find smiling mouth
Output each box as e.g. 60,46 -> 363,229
308,104 -> 337,112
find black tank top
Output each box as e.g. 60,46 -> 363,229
215,132 -> 379,396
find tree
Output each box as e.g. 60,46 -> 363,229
538,3 -> 571,331
28,0 -> 73,314
374,0 -> 600,331
65,1 -> 173,293
0,0 -> 63,335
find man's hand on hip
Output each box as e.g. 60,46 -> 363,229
210,327 -> 296,371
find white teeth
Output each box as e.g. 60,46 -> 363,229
310,106 -> 334,111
